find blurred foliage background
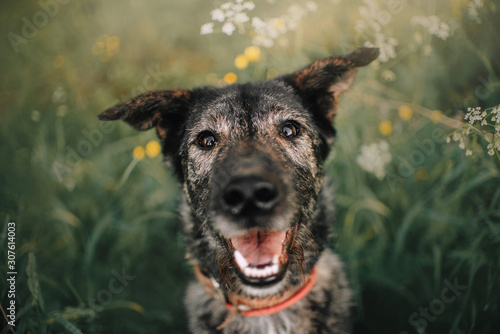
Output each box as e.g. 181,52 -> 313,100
1,0 -> 499,333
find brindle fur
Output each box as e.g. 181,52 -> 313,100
99,47 -> 379,334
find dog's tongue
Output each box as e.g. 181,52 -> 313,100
231,230 -> 286,266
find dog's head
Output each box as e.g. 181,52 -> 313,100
99,48 -> 378,299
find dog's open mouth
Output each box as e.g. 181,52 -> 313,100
223,225 -> 297,286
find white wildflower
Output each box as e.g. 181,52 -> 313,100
31,110 -> 41,122
411,15 -> 451,40
211,9 -> 225,22
492,106 -> 500,124
201,0 -> 315,48
200,23 -> 214,35
464,106 -> 483,125
251,17 -> 266,29
468,0 -> 484,24
250,4 -> 312,48
487,143 -> 495,156
243,1 -> 255,10
202,0 -> 256,36
494,133 -> 500,150
365,33 -> 398,62
356,141 -> 392,180
52,86 -> 66,103
222,22 -> 236,35
221,2 -> 232,10
356,0 -> 396,62
380,70 -> 396,82
233,4 -> 244,12
234,12 -> 250,23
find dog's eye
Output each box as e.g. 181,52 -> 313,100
197,132 -> 217,149
280,122 -> 300,138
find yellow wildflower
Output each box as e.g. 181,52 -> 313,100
133,146 -> 145,161
398,105 -> 413,120
431,110 -> 443,123
244,46 -> 261,62
93,35 -> 120,61
106,36 -> 120,50
146,141 -> 161,158
379,121 -> 393,136
234,54 -> 249,70
224,72 -> 238,84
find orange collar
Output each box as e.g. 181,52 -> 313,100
194,264 -> 318,328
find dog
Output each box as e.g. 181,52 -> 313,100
99,47 -> 379,333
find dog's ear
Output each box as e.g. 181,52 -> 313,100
282,47 -> 379,123
98,89 -> 190,142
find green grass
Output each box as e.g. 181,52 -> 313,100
1,0 -> 499,333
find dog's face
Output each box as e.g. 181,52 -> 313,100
99,48 -> 378,299
180,82 -> 329,297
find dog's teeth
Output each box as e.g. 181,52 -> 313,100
241,264 -> 280,278
234,250 -> 249,269
244,267 -> 253,277
272,254 -> 280,265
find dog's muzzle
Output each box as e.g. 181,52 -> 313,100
213,174 -> 292,285
209,147 -> 299,286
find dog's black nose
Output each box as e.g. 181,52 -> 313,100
222,176 -> 279,216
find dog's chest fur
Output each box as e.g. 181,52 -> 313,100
185,250 -> 352,334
